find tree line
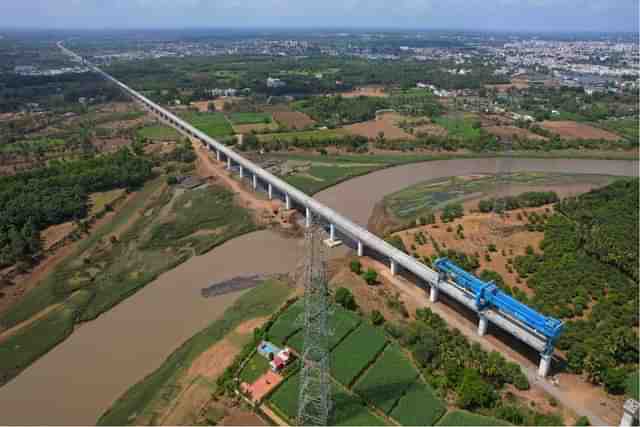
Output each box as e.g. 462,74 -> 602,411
0,148 -> 154,268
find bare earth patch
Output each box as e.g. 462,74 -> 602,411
338,85 -> 388,98
272,111 -> 316,129
541,121 -> 621,141
41,222 -> 76,251
344,112 -> 413,141
233,122 -> 278,134
484,125 -> 548,141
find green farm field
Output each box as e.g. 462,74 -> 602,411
239,352 -> 270,384
284,164 -> 382,194
268,372 -> 387,426
437,410 -> 510,426
137,124 -> 182,141
390,382 -> 446,426
286,305 -> 361,351
353,343 -> 418,413
434,115 -> 482,139
228,112 -> 272,125
266,300 -> 304,346
179,111 -> 234,138
330,323 -> 387,386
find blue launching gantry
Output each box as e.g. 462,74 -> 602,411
434,258 -> 563,375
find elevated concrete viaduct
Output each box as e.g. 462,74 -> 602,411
65,45 -> 562,377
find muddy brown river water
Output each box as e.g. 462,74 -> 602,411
0,157 -> 637,425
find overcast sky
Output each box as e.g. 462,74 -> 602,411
3,0 -> 638,32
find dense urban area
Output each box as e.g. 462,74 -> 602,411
0,28 -> 638,427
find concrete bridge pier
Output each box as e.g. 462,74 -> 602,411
620,399 -> 639,427
429,284 -> 439,303
538,353 -> 552,377
227,157 -> 231,170
239,165 -> 244,179
268,183 -> 273,200
357,241 -> 364,256
329,224 -> 336,241
253,174 -> 258,190
305,207 -> 311,228
477,313 -> 489,336
285,194 -> 291,210
390,259 -> 397,276
216,150 -> 221,162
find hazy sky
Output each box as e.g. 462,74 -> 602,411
3,0 -> 639,32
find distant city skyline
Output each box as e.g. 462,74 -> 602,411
3,0 -> 639,33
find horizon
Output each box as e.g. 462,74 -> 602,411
3,0 -> 639,33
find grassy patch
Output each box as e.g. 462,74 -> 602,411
239,351 -> 270,384
384,172 -> 614,221
437,410 -> 510,426
143,185 -> 256,254
89,189 -> 127,216
0,289 -> 92,387
353,344 -> 418,413
284,164 -> 381,194
97,279 -> 292,425
390,382 -> 446,426
434,116 -> 482,139
331,323 -> 387,386
137,125 -> 182,141
180,112 -> 234,138
228,112 -> 272,125
598,118 -> 640,142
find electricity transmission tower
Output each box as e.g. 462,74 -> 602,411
489,141 -> 514,235
297,217 -> 332,426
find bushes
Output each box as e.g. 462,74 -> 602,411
478,191 -> 559,213
441,203 -> 464,223
456,368 -> 498,410
335,287 -> 357,311
350,260 -> 362,275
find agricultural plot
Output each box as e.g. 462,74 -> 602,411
353,344 -> 418,413
330,323 -> 387,386
266,300 -> 304,346
268,372 -> 386,426
434,115 -> 482,139
390,382 -> 446,426
598,118 -> 639,142
272,110 -> 316,129
257,128 -> 347,143
344,112 -> 414,141
436,410 -> 510,426
540,120 -> 621,141
137,125 -> 181,141
179,112 -> 234,138
286,306 -> 361,352
228,112 -> 272,125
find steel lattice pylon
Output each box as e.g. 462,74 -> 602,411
297,217 -> 332,426
489,141 -> 514,235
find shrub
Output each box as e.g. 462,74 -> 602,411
349,260 -> 362,275
362,268 -> 378,286
371,309 -> 385,326
335,287 -> 357,311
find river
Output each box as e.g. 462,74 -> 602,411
0,157 -> 636,425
